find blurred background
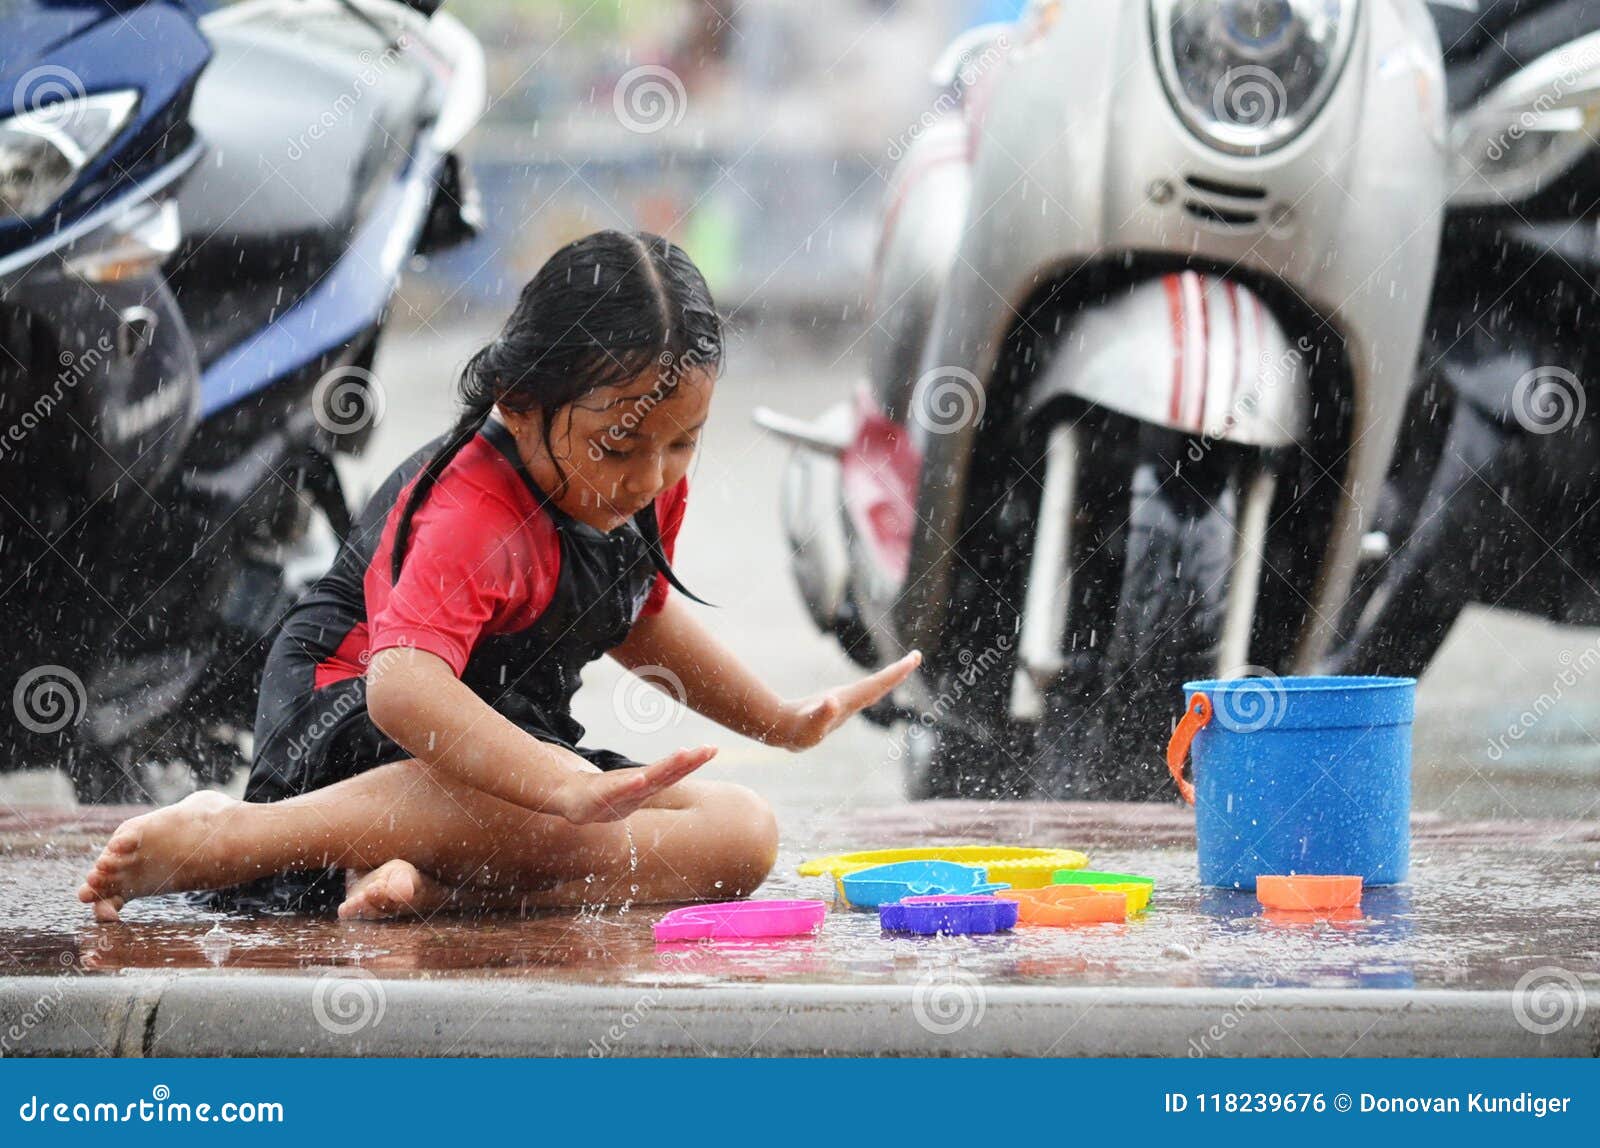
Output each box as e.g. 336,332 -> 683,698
2,0 -> 1595,823
346,0 -> 1600,822
405,0 -> 1002,315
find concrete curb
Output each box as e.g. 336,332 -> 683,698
3,975 -> 1597,1057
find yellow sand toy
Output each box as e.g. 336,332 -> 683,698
1084,883 -> 1152,914
799,846 -> 1089,891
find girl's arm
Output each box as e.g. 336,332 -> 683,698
364,645 -> 716,824
611,596 -> 920,750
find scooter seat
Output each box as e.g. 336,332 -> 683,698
178,14 -> 429,242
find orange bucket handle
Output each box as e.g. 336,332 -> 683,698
1165,692 -> 1211,805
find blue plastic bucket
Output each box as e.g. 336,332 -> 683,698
1167,676 -> 1416,890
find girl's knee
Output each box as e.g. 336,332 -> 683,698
700,782 -> 778,892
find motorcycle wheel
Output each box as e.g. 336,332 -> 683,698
903,715 -> 1035,800
899,420 -> 1041,800
1034,426 -> 1255,800
1330,381 -> 1493,678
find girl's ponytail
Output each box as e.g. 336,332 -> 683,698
388,345 -> 498,583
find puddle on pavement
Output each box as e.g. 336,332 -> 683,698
3,834 -> 1596,993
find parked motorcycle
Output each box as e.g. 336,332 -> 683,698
759,0 -> 1454,799
1333,0 -> 1600,677
0,0 -> 484,801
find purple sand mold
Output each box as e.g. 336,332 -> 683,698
879,896 -> 1019,935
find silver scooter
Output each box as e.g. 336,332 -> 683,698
759,0 -> 1452,799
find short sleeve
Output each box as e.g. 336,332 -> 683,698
367,485 -> 558,675
640,477 -> 689,617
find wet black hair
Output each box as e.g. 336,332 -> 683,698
390,229 -> 724,583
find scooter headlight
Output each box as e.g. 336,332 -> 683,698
0,90 -> 139,223
1152,0 -> 1359,156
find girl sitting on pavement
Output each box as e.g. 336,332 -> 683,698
79,229 -> 917,921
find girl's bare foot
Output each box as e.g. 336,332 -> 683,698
76,791 -> 242,922
337,859 -> 457,920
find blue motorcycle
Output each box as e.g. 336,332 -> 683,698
0,0 -> 485,800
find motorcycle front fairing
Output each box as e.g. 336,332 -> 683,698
889,0 -> 1448,673
0,1 -> 210,683
0,1 -> 210,250
0,0 -> 211,501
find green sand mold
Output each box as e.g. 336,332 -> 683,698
1052,869 -> 1156,889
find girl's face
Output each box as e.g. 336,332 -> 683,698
500,368 -> 714,532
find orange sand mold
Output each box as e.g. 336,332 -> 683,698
997,885 -> 1128,926
1255,874 -> 1363,912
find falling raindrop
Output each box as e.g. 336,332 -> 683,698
200,922 -> 231,966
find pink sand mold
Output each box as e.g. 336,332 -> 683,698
652,899 -> 828,943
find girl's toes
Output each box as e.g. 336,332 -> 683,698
338,862 -> 409,919
91,897 -> 123,923
364,876 -> 409,917
105,829 -> 142,855
338,861 -> 441,920
383,868 -> 416,909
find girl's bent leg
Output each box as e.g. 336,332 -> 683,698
78,762 -> 778,920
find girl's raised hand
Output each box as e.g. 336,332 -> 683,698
553,745 -> 718,824
770,651 -> 921,751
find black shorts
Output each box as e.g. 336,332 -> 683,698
200,642 -> 641,915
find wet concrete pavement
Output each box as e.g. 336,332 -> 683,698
2,802 -> 1597,990
1,801 -> 1596,1055
2,321 -> 1598,1055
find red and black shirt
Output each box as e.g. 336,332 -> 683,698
248,417 -> 688,798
